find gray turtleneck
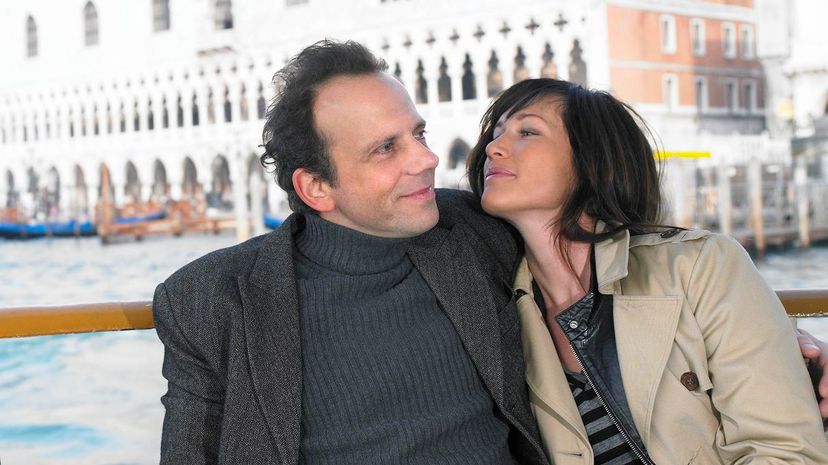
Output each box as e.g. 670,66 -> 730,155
293,214 -> 513,465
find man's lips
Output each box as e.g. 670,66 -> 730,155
401,186 -> 435,200
485,167 -> 514,180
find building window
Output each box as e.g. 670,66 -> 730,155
569,39 -> 588,86
461,54 -> 476,100
660,15 -> 676,54
153,0 -> 170,32
437,57 -> 452,102
26,16 -> 38,58
725,79 -> 737,112
84,2 -> 99,46
722,22 -> 736,59
740,25 -> 755,59
695,77 -> 707,112
487,50 -> 502,97
690,18 -> 705,56
256,83 -> 266,119
744,80 -> 756,113
415,59 -> 428,104
215,0 -> 233,30
662,74 -> 678,110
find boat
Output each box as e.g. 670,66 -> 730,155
0,219 -> 97,239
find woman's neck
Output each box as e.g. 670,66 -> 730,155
512,213 -> 593,316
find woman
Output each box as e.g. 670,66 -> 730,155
467,78 -> 828,464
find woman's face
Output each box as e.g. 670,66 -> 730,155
480,96 -> 575,224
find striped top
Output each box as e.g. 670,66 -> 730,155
565,371 -> 643,465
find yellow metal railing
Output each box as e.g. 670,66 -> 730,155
1,290 -> 827,339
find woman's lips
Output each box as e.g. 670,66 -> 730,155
485,167 -> 514,181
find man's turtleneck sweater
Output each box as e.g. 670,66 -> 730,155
293,214 -> 514,464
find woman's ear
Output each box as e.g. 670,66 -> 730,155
292,168 -> 335,213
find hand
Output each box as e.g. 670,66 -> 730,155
796,328 -> 828,422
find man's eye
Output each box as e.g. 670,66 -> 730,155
416,130 -> 428,145
376,142 -> 394,154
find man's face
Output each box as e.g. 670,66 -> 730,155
312,73 -> 439,238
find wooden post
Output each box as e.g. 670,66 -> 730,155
747,158 -> 766,255
794,158 -> 811,247
717,161 -> 732,236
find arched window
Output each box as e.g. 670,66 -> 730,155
84,2 -> 99,46
256,82 -> 266,119
207,88 -> 215,124
541,43 -> 557,78
93,105 -> 99,135
569,39 -> 588,86
215,0 -> 233,30
69,109 -> 75,137
223,86 -> 232,122
106,104 -> 112,133
153,0 -> 171,32
133,100 -> 140,131
240,84 -> 249,121
415,59 -> 428,104
437,57 -> 451,102
393,62 -> 403,84
514,46 -> 529,83
192,92 -> 200,126
162,97 -> 169,128
487,51 -> 503,97
461,54 -> 476,100
80,107 -> 87,136
26,16 -> 38,58
176,94 -> 184,127
119,103 -> 126,132
448,139 -> 471,170
147,98 -> 155,130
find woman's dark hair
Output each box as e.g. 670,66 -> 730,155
260,40 -> 387,214
467,78 -> 664,244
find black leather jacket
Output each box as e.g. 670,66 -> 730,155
530,276 -> 656,465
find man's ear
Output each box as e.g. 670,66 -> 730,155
292,168 -> 335,213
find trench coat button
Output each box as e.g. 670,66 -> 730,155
660,228 -> 680,238
681,371 -> 700,391
569,320 -> 579,329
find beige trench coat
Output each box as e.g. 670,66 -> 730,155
515,227 -> 828,464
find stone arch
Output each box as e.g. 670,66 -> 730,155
150,159 -> 169,202
5,169 -> 17,209
71,164 -> 89,219
447,138 -> 471,170
247,153 -> 268,216
182,157 -> 201,199
208,155 -> 232,210
125,161 -> 141,203
45,166 -> 60,218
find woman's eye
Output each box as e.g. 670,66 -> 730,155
519,129 -> 536,137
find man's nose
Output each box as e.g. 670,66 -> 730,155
411,142 -> 439,172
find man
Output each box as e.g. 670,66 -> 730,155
154,40 -> 828,464
154,40 -> 544,465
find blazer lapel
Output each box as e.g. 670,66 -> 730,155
238,215 -> 303,465
407,224 -> 506,409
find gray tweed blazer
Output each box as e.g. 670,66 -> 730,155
153,189 -> 549,465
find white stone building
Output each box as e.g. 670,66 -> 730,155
1,0 -> 762,223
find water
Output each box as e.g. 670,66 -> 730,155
0,235 -> 826,464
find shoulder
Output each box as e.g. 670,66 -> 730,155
628,228 -> 746,259
163,232 -> 269,292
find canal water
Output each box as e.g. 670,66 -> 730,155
1,234 -> 827,464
